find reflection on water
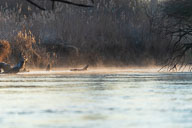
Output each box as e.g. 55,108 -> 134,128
0,72 -> 192,128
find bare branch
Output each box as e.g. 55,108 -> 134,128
26,0 -> 94,10
26,0 -> 46,10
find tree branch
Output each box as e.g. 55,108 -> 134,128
26,0 -> 46,10
26,0 -> 94,10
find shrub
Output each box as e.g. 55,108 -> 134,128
11,29 -> 49,67
0,40 -> 11,62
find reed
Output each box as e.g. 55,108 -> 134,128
0,40 -> 11,62
0,0 -> 172,67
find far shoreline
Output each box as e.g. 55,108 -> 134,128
12,66 -> 192,75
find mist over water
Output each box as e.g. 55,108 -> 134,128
0,71 -> 192,128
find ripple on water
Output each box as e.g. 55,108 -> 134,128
0,72 -> 192,128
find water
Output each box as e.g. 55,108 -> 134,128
0,71 -> 192,128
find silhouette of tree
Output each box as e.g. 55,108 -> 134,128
161,0 -> 192,71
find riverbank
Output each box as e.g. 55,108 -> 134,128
15,66 -> 190,76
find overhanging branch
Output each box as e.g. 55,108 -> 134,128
26,0 -> 46,10
26,0 -> 94,10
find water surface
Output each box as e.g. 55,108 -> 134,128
0,71 -> 192,128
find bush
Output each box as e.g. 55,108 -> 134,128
0,40 -> 11,62
11,29 -> 49,67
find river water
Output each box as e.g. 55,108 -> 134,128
0,71 -> 192,128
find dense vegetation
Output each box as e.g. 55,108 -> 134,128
0,0 -> 191,69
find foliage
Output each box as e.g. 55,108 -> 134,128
163,0 -> 192,19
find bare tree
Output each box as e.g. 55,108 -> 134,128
160,0 -> 192,71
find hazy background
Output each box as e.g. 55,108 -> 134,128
0,0 -> 173,67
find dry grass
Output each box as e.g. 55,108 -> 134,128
0,40 -> 11,62
0,0 -> 172,67
10,29 -> 49,67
